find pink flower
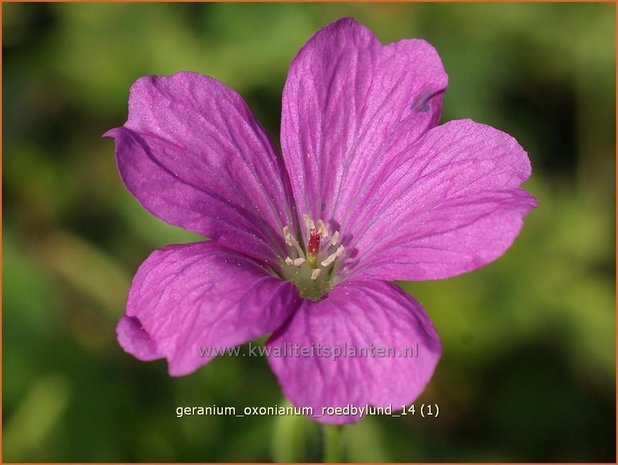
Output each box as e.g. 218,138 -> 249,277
105,18 -> 536,423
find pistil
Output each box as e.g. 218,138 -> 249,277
307,228 -> 321,268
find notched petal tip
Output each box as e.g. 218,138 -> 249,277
281,17 -> 449,235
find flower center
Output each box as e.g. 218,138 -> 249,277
280,214 -> 344,301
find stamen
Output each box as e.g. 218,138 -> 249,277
292,257 -> 306,267
285,257 -> 294,266
316,219 -> 329,238
320,254 -> 337,268
311,269 -> 321,280
283,226 -> 293,246
302,214 -> 315,231
292,241 -> 305,259
330,230 -> 340,246
283,226 -> 306,259
320,245 -> 345,268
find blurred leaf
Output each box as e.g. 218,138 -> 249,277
271,399 -> 321,462
4,376 -> 71,461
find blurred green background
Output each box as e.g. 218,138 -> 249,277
3,2 -> 615,462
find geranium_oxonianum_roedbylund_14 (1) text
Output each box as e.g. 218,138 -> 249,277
105,17 -> 536,424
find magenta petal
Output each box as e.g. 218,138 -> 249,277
346,119 -> 537,281
117,241 -> 300,376
266,280 -> 441,424
105,72 -> 295,264
281,18 -> 447,223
